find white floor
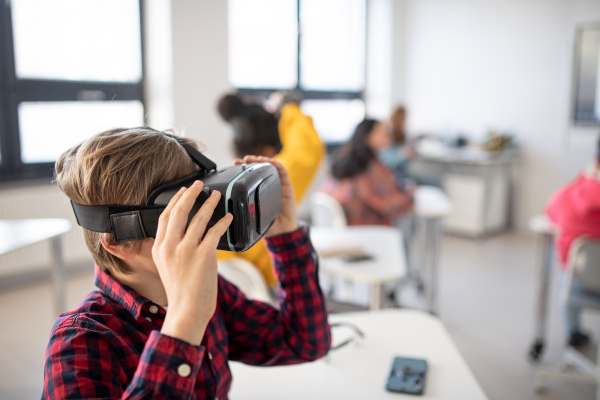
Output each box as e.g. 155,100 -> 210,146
1,232 -> 599,400
431,233 -> 600,400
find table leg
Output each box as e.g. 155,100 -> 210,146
529,232 -> 554,362
370,283 -> 382,310
426,217 -> 442,315
49,236 -> 67,315
414,217 -> 427,293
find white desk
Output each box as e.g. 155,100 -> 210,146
230,309 -> 488,400
413,148 -> 519,237
0,218 -> 71,314
310,226 -> 407,310
415,186 -> 452,219
414,186 -> 452,314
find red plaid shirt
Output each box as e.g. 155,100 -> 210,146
42,225 -> 330,399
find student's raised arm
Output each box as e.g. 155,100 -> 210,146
221,156 -> 331,365
275,104 -> 325,203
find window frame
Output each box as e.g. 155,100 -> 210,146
234,0 -> 366,145
571,22 -> 600,127
0,0 -> 146,182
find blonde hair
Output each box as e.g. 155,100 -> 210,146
55,127 -> 198,274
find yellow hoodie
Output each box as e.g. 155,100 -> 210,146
216,104 -> 324,286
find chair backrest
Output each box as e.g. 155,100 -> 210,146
310,192 -> 348,228
569,238 -> 600,293
218,257 -> 275,305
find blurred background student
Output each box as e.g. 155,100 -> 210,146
216,92 -> 324,288
546,135 -> 600,347
378,105 -> 416,182
321,119 -> 413,226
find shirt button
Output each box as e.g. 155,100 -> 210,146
208,352 -> 213,360
145,317 -> 152,322
178,363 -> 192,377
149,305 -> 159,314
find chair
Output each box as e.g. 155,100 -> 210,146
534,237 -> 600,399
309,192 -> 409,308
309,192 -> 347,228
218,257 -> 275,306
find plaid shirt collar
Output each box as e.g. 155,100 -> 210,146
94,265 -> 154,319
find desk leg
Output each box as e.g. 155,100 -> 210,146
413,217 -> 427,292
529,233 -> 554,362
425,217 -> 442,315
49,236 -> 67,315
371,284 -> 382,310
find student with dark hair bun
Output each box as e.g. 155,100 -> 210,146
217,94 -> 282,158
216,92 -> 324,287
322,119 -> 413,226
546,134 -> 600,347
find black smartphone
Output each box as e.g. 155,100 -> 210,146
385,356 -> 428,395
341,253 -> 374,263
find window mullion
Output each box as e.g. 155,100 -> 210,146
0,0 -> 21,177
12,80 -> 144,102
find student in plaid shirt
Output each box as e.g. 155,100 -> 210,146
42,128 -> 331,399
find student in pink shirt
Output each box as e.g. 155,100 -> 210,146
546,136 -> 600,347
320,119 -> 413,226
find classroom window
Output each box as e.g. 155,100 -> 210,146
227,0 -> 366,144
0,0 -> 145,181
228,0 -> 298,89
18,101 -> 144,164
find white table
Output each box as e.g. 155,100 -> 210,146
414,186 -> 452,314
310,226 -> 407,310
527,215 -> 557,362
0,218 -> 71,314
230,309 -> 488,400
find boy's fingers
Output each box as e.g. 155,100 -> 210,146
155,187 -> 186,244
261,157 -> 293,188
164,181 -> 204,243
243,155 -> 258,164
184,190 -> 222,245
201,213 -> 233,249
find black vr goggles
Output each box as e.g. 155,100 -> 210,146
70,136 -> 282,252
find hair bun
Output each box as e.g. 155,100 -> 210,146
217,93 -> 246,122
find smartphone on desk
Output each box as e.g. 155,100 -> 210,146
341,253 -> 374,263
385,356 -> 428,395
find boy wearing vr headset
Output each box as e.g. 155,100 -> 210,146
42,128 -> 330,399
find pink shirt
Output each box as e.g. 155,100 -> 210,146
546,173 -> 600,268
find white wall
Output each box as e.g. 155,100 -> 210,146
170,0 -> 233,167
365,0 -> 394,118
390,0 -> 600,230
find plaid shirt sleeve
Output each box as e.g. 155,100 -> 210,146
220,223 -> 331,365
43,318 -> 204,399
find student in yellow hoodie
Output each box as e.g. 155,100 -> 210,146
216,92 -> 324,287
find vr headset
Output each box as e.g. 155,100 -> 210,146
70,135 -> 282,252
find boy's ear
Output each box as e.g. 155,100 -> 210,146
100,234 -> 138,261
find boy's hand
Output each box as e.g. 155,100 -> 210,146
152,181 -> 233,346
234,156 -> 298,237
